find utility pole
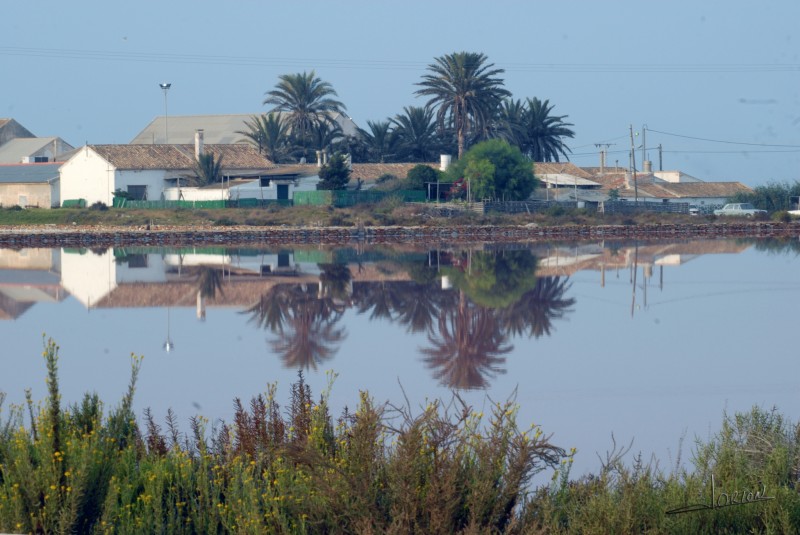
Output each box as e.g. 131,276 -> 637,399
658,144 -> 663,171
594,143 -> 614,174
629,125 -> 639,205
641,125 -> 647,169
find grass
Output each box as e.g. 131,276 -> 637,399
1,338 -> 798,533
0,203 -> 782,230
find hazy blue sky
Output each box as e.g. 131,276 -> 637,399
3,1 -> 799,186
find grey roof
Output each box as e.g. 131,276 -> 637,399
0,137 -> 73,164
130,113 -> 360,145
0,163 -> 61,184
539,174 -> 602,188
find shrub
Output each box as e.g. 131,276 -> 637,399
89,201 -> 108,211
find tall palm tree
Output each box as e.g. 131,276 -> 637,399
493,98 -> 527,147
357,120 -> 396,163
519,97 -> 575,162
308,121 -> 344,157
264,71 -> 346,162
415,51 -> 511,159
390,106 -> 441,162
236,113 -> 291,163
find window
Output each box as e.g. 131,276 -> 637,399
127,185 -> 147,200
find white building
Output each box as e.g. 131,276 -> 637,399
59,134 -> 274,206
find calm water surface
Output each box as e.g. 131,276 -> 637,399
1,238 -> 798,478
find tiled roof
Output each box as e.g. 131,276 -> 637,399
351,162 -> 438,182
534,162 -> 593,179
90,144 -> 272,171
654,181 -> 752,198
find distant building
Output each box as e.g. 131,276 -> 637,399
130,113 -> 359,145
0,163 -> 61,208
0,137 -> 75,164
0,118 -> 35,146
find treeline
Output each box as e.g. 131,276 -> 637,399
730,180 -> 800,212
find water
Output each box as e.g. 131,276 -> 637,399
1,238 -> 798,479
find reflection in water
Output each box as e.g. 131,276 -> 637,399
4,239 -> 764,389
422,291 -> 512,389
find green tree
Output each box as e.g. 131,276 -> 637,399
415,51 -> 511,159
264,71 -> 346,162
316,152 -> 351,190
519,97 -> 575,162
192,152 -> 223,186
406,164 -> 441,190
236,113 -> 291,163
446,139 -> 536,201
390,106 -> 441,162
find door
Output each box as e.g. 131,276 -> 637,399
277,184 -> 289,201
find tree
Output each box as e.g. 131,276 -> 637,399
264,71 -> 346,162
406,164 -> 441,190
316,152 -> 351,190
390,106 -> 441,162
236,113 -> 291,163
357,120 -> 396,163
445,139 -> 536,201
519,97 -> 575,162
308,121 -> 343,157
192,152 -> 223,186
415,51 -> 511,159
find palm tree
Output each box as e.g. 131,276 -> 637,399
415,51 -> 511,159
519,97 -> 575,162
192,152 -> 223,186
493,98 -> 527,147
308,121 -> 344,158
357,120 -> 396,163
390,106 -> 441,162
264,71 -> 346,163
236,113 -> 291,163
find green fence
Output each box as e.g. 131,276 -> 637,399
293,190 -> 425,207
111,198 -> 293,209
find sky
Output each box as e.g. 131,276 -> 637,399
3,1 -> 799,187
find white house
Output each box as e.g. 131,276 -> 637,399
59,134 -> 274,206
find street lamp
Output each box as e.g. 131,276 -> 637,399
159,82 -> 171,143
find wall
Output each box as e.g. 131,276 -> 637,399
117,169 -> 171,201
0,183 -> 53,208
60,248 -> 117,308
60,148 -> 117,205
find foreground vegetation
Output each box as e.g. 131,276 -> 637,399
1,340 -> 799,533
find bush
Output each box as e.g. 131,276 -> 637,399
89,201 -> 108,211
773,211 -> 793,223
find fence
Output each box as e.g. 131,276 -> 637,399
112,198 -> 292,209
293,190 -> 425,207
482,200 -> 578,215
600,201 -> 689,214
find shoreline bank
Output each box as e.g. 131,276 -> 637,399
0,221 -> 798,247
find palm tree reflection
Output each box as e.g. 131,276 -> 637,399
421,292 -> 511,389
245,264 -> 350,371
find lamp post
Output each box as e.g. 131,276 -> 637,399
159,83 -> 171,143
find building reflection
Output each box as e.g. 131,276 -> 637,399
4,238 -> 764,388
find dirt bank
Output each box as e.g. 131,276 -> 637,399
0,221 -> 798,248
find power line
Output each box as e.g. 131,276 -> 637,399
647,127 -> 800,148
1,46 -> 799,73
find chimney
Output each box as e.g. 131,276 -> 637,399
643,160 -> 652,173
194,129 -> 204,160
440,154 -> 452,171
624,171 -> 632,189
599,150 -> 606,175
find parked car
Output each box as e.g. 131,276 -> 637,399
713,203 -> 767,218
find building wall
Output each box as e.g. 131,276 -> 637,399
0,183 -> 53,208
0,248 -> 54,270
60,148 -> 117,205
61,148 -> 170,205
